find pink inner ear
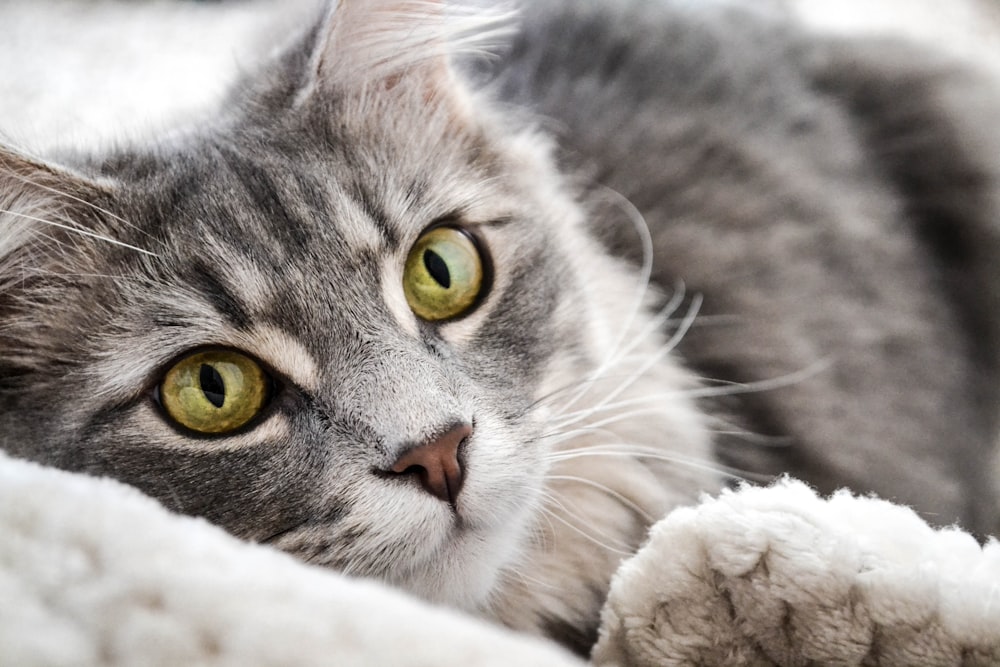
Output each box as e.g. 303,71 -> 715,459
309,0 -> 449,90
297,0 -> 495,129
306,0 -> 510,96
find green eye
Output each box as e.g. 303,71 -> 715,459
159,350 -> 269,435
403,226 -> 486,321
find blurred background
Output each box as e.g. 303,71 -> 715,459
1,0 -> 998,153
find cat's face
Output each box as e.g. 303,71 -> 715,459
0,0 -> 605,607
0,0 -> 714,615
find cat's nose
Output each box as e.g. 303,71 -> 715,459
390,423 -> 470,506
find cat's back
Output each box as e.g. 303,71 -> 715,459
493,0 -> 1000,536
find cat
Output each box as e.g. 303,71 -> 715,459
1,0 -> 999,657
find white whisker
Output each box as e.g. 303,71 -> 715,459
0,208 -> 158,257
546,283 -> 689,418
593,184 -> 655,366
497,561 -> 562,593
706,414 -> 794,448
538,491 -> 635,556
544,444 -> 766,483
680,360 -> 832,401
3,168 -> 155,244
548,294 -> 702,435
548,358 -> 828,438
546,474 -> 655,522
531,186 -> 674,420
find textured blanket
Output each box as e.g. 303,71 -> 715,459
595,481 -> 1000,666
4,451 -> 997,666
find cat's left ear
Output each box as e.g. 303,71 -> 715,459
300,0 -> 508,108
0,145 -> 120,274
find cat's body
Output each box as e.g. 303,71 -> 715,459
491,0 -> 1000,534
1,0 -> 999,656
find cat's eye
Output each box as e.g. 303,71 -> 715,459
157,349 -> 269,435
403,226 -> 486,321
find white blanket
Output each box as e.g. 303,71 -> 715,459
4,451 -> 998,666
595,480 -> 1000,666
0,452 -> 583,667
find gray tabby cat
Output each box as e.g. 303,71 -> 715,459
2,0 -> 999,656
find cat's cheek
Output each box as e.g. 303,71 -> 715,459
461,409 -> 544,507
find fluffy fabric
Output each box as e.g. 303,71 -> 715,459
594,480 -> 1000,666
4,452 -> 999,666
0,452 -> 584,667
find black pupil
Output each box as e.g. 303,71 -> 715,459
424,249 -> 451,289
199,364 -> 226,409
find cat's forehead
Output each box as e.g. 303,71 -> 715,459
139,109 -> 514,248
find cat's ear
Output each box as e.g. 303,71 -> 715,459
300,0 -> 510,108
0,144 -> 118,280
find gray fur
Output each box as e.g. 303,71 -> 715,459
484,0 -> 1000,535
1,0 -> 999,657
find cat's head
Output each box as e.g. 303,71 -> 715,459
0,0 -> 711,611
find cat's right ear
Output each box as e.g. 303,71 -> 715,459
297,0 -> 511,109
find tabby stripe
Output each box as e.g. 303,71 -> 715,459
347,179 -> 399,251
189,259 -> 253,330
216,147 -> 314,252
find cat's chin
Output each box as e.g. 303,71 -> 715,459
384,497 -> 540,612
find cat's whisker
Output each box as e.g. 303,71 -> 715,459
545,294 -> 702,433
595,292 -> 699,405
680,361 -> 832,401
525,282 -> 689,419
660,312 -> 747,328
537,490 -> 636,556
706,414 -> 794,448
567,283 -> 688,411
601,291 -> 701,397
527,366 -> 648,414
545,474 -> 656,522
548,358 -> 829,437
499,569 -> 559,595
581,283 -> 690,400
542,399 -> 712,442
539,422 -> 626,443
534,361 -> 693,422
496,188 -> 654,407
545,385 -> 706,433
527,501 -> 559,549
614,280 -> 689,360
544,443 -> 766,484
540,287 -> 693,423
591,184 -> 655,362
546,390 -> 745,438
3,167 -> 156,246
0,207 -> 159,257
497,557 -> 563,594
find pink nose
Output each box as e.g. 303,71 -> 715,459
390,423 -> 470,506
